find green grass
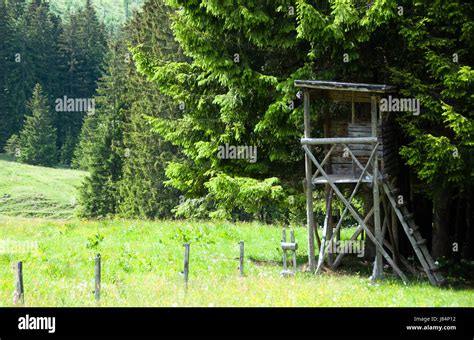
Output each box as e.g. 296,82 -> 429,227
0,156 -> 472,306
0,155 -> 87,218
0,215 -> 473,307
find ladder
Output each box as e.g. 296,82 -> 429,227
382,182 -> 446,286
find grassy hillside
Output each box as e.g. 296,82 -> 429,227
49,0 -> 145,27
0,216 -> 473,307
0,154 -> 86,218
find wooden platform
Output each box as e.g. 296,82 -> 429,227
312,174 -> 373,185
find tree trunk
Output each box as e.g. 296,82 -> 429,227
462,185 -> 473,260
431,186 -> 452,259
453,195 -> 464,263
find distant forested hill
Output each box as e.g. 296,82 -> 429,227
49,0 -> 144,26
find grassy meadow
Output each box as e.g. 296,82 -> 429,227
0,155 -> 473,307
0,216 -> 473,307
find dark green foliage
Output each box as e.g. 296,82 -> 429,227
115,0 -> 182,219
56,0 -> 107,160
0,0 -> 107,166
18,84 -> 57,166
59,130 -> 76,166
3,134 -> 20,158
130,0 -> 473,261
390,0 -> 473,190
75,0 -> 184,219
75,38 -> 128,217
117,95 -> 181,218
131,0 -> 336,222
387,0 -> 474,258
0,0 -> 15,146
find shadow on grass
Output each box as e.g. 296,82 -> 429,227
249,253 -> 374,277
248,256 -> 280,267
249,252 -> 474,290
441,261 -> 474,290
0,153 -> 15,162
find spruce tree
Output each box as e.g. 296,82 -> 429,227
118,76 -> 181,219
0,0 -> 14,147
116,0 -> 182,218
390,0 -> 474,259
75,36 -> 128,217
135,0 -> 473,232
76,1 -> 183,218
57,0 -> 107,165
18,83 -> 57,166
2,0 -> 63,149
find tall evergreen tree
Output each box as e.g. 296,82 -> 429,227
116,0 -> 182,218
57,0 -> 107,165
2,0 -> 63,149
0,0 -> 14,147
76,0 -> 182,218
134,0 -> 473,258
24,0 -> 63,98
18,83 -> 57,166
390,0 -> 474,259
75,36 -> 128,217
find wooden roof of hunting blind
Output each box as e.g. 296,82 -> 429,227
294,80 -> 396,103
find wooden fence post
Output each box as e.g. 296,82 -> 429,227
95,254 -> 101,302
239,241 -> 244,277
15,261 -> 24,305
183,243 -> 190,287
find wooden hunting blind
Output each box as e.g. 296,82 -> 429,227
296,80 -> 445,286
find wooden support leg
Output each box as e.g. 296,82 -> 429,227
303,145 -> 408,283
316,188 -> 333,274
304,179 -> 321,250
323,143 -> 379,260
383,193 -> 400,269
332,207 -> 374,268
303,90 -> 316,272
326,185 -> 334,267
371,95 -> 383,282
391,202 -> 400,266
282,229 -> 287,271
323,142 -> 378,258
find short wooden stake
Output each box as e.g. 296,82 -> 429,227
15,261 -> 24,305
183,243 -> 190,287
239,241 -> 244,277
94,254 -> 101,302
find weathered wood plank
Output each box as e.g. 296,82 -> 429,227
371,95 -> 383,281
301,137 -> 377,145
